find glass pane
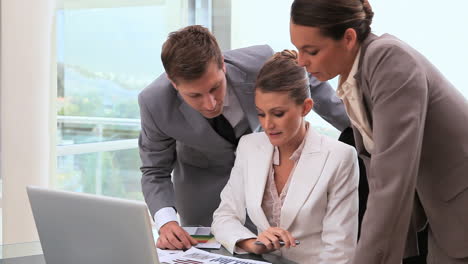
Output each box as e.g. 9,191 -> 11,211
57,148 -> 143,200
55,1 -> 199,198
370,0 -> 468,98
56,1 -> 191,145
57,117 -> 140,145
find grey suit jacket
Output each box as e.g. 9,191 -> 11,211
350,34 -> 468,263
138,45 -> 349,226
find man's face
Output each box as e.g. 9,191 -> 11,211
172,60 -> 227,119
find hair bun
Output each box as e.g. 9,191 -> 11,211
361,0 -> 374,22
278,49 -> 298,60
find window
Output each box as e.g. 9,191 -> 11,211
55,0 -> 467,199
55,0 -> 211,199
371,0 -> 468,98
226,0 -> 468,136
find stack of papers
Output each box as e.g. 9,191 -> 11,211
158,247 -> 271,264
153,226 -> 221,249
183,226 -> 221,249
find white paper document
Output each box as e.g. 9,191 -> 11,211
156,248 -> 183,259
158,247 -> 271,264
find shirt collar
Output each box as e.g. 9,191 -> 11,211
336,48 -> 361,99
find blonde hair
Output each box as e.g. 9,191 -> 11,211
255,50 -> 310,105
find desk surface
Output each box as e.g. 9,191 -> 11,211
0,242 -> 297,264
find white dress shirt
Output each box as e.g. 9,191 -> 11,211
336,49 -> 374,154
223,82 -> 250,138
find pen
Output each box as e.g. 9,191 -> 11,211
254,240 -> 300,246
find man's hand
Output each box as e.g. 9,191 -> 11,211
156,221 -> 198,249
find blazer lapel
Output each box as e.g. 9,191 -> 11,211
355,33 -> 378,79
354,34 -> 377,128
246,139 -> 273,231
352,33 -> 377,158
178,99 -> 232,149
280,129 -> 328,230
225,63 -> 260,132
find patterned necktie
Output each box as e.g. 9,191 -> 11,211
211,114 -> 237,146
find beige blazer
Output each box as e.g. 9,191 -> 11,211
350,33 -> 468,264
212,128 -> 359,264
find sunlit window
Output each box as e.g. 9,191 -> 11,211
55,0 -> 467,199
55,0 -> 199,198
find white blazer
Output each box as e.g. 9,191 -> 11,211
212,128 -> 359,264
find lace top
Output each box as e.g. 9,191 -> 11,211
261,126 -> 308,227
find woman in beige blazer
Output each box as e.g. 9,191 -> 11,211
289,1 -> 468,264
211,50 -> 359,264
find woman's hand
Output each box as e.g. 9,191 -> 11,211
237,227 -> 297,255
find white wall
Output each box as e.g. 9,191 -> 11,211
1,0 -> 56,244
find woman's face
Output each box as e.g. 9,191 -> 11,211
255,90 -> 312,148
290,22 -> 356,82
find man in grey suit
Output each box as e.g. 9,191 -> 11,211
139,25 -> 350,250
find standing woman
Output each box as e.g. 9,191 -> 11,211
289,0 -> 468,264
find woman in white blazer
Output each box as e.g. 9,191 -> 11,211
211,50 -> 359,264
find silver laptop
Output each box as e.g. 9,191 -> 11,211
27,186 -> 160,264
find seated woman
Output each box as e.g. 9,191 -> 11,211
211,50 -> 359,264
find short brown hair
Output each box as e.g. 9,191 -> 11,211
255,50 -> 310,105
291,0 -> 374,42
161,25 -> 223,84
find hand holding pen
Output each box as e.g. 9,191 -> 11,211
254,240 -> 300,247
254,227 -> 298,252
